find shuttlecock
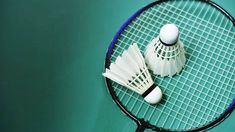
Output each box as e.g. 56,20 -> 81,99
145,24 -> 186,77
103,43 -> 162,104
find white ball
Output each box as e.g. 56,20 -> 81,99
159,24 -> 179,45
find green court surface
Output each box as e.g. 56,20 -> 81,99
0,0 -> 234,132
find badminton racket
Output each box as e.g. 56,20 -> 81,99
103,0 -> 235,131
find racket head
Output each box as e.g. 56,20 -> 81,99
104,0 -> 235,131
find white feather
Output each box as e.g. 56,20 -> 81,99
121,49 -> 139,73
115,56 -> 135,77
102,69 -> 127,86
131,44 -> 145,68
131,44 -> 152,82
109,63 -> 131,81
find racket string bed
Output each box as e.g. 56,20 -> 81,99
161,1 -> 208,128
162,1 -> 234,34
169,1 -> 208,128
150,1 -> 199,128
181,2 -> 223,128
204,10 -> 234,122
113,21 -> 231,129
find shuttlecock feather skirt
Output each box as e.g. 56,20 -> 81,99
145,37 -> 186,77
103,44 -> 162,104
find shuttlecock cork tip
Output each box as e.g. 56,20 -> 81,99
143,85 -> 162,104
159,24 -> 179,46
